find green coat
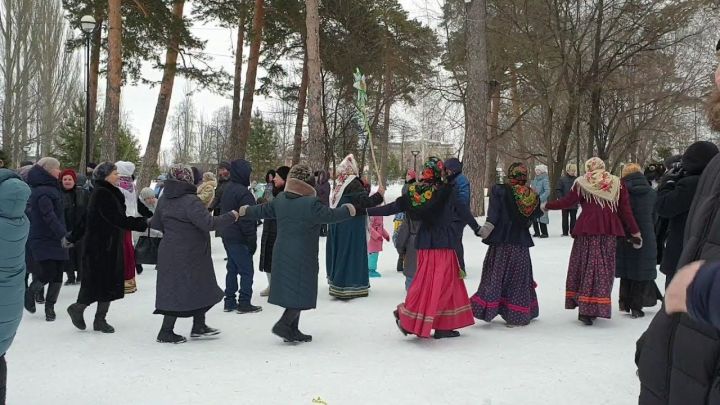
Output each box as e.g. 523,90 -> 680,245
243,178 -> 354,310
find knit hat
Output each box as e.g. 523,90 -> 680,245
288,164 -> 314,186
682,141 -> 719,175
93,162 -> 117,181
444,157 -> 463,174
115,161 -> 135,177
168,164 -> 194,185
276,166 -> 290,181
60,169 -> 77,183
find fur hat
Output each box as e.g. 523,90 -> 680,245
288,164 -> 315,186
94,162 -> 117,181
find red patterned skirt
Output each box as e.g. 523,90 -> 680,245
123,231 -> 136,281
565,235 -> 616,319
397,249 -> 474,337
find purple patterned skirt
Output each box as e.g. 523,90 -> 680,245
565,235 -> 616,319
470,244 -> 539,326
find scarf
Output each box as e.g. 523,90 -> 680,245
574,157 -> 621,210
407,157 -> 445,209
507,163 -> 539,217
117,175 -> 135,194
168,164 -> 195,185
330,154 -> 359,208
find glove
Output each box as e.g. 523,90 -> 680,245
630,233 -> 642,249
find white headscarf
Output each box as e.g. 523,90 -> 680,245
330,154 -> 359,208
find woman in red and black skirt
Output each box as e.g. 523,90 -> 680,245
366,157 -> 481,339
545,157 -> 641,325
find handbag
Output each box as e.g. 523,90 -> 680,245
134,229 -> 161,265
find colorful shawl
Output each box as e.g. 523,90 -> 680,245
574,157 -> 621,210
407,157 -> 445,209
168,164 -> 195,185
507,163 -> 539,217
330,154 -> 359,208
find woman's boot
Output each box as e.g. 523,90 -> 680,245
190,313 -> 220,338
67,303 -> 87,330
157,316 -> 186,344
93,301 -> 115,333
44,282 -> 62,322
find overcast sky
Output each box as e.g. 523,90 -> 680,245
118,0 -> 444,153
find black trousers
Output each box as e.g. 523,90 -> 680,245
35,260 -> 65,284
561,209 -> 577,236
64,245 -> 82,282
532,221 -> 548,236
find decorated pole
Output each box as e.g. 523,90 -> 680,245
353,68 -> 383,185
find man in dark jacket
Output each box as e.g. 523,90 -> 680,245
220,159 -> 261,313
209,161 -> 231,217
636,145 -> 720,405
655,141 -> 719,287
444,158 -> 471,272
555,163 -> 578,236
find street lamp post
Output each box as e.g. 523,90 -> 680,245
80,15 -> 97,174
410,150 -> 420,172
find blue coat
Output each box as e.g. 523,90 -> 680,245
219,160 -> 257,246
27,165 -> 68,262
484,185 -> 542,247
531,174 -> 550,224
0,169 -> 31,356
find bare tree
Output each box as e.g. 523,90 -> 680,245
305,0 -> 325,171
101,0 -> 122,161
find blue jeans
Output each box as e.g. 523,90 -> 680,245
223,241 -> 254,304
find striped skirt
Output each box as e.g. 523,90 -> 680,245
397,249 -> 474,337
565,235 -> 616,319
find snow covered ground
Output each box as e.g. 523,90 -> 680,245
8,185 -> 656,405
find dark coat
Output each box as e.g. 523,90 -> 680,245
27,165 -> 67,262
219,160 -> 256,246
78,180 -> 147,304
616,172 -> 657,281
656,175 -> 700,277
62,186 -> 88,243
244,178 -> 354,310
315,170 -> 330,206
395,216 -> 420,279
687,261 -> 720,330
209,177 -> 229,216
555,174 -> 578,209
259,183 -> 284,273
483,184 -> 542,247
151,180 -> 234,313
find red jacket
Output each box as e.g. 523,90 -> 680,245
546,184 -> 639,237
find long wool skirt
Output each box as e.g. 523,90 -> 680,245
565,235 -> 616,319
470,244 -> 539,326
619,279 -> 663,311
123,231 -> 136,281
397,249 -> 474,337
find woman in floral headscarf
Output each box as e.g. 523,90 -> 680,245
470,163 -> 543,327
326,154 -> 384,299
545,157 -> 641,325
367,157 -> 481,339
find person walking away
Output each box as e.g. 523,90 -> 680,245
238,164 -> 358,343
115,161 -> 140,294
556,164 -> 578,236
367,215 -> 390,278
367,157 -> 482,339
25,158 -> 69,322
219,159 -> 261,313
395,215 -> 420,291
615,164 -> 662,318
531,164 -> 551,238
326,154 -> 384,299
654,154 -> 682,267
0,168 -> 31,403
315,170 -> 331,237
60,169 -> 88,285
470,163 -> 543,327
151,165 -> 238,343
656,141 -> 718,287
66,163 -> 148,333
545,157 -> 641,326
196,172 -> 217,208
259,166 -> 289,297
444,158 -> 470,271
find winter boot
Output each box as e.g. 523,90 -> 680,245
223,298 -> 238,312
64,271 -> 76,286
578,314 -> 594,326
393,310 -> 410,336
190,313 -> 220,338
631,309 -> 645,319
433,330 -> 461,339
396,256 -> 404,272
136,264 -> 144,275
291,315 -> 312,343
236,303 -> 262,314
272,321 -> 296,342
369,269 -> 382,278
539,223 -> 549,238
67,303 -> 87,330
260,274 -> 271,297
44,282 -> 62,322
35,286 -> 45,304
25,280 -> 43,313
157,316 -> 187,344
93,301 -> 114,333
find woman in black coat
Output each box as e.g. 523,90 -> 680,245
615,164 -> 661,318
258,166 -> 289,297
60,169 -> 88,285
67,162 -> 148,334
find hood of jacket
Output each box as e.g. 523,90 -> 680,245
162,179 -> 198,199
682,141 -> 719,175
27,165 -> 59,188
623,171 -> 652,196
230,159 -> 251,187
0,169 -> 31,219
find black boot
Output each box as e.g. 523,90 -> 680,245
44,282 -> 62,322
67,303 -> 87,330
393,310 -> 410,336
539,223 -> 549,238
578,314 -> 594,326
136,264 -> 144,275
291,313 -> 312,343
190,313 -> 220,338
35,285 -> 45,304
272,309 -> 299,342
24,280 -> 42,313
157,316 -> 186,344
396,256 -> 404,273
93,301 -> 114,333
631,309 -> 645,319
64,271 -> 76,286
433,330 -> 461,339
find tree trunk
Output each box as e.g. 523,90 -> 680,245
587,0 -> 603,161
137,0 -> 185,189
232,0 -> 264,159
101,0 -> 122,162
229,8 -> 245,159
379,68 -> 393,187
485,81 -> 500,187
305,0 -> 325,171
463,0 -> 489,216
292,48 -> 308,165
87,14 -> 102,164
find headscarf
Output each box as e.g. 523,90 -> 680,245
93,162 -> 116,181
574,157 -> 621,210
115,161 -> 135,193
407,157 -> 445,209
506,163 -> 539,217
535,164 -> 548,175
330,154 -> 359,208
168,164 -> 195,185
